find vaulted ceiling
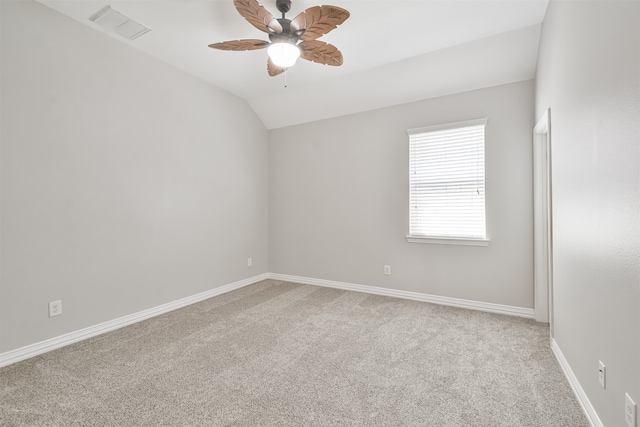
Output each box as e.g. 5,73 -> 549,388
37,0 -> 549,129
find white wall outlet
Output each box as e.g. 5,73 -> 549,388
384,265 -> 391,275
598,361 -> 606,389
49,300 -> 62,317
247,257 -> 252,267
626,393 -> 637,427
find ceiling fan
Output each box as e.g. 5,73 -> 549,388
209,0 -> 350,76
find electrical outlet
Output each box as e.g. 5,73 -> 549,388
598,361 -> 606,389
626,393 -> 637,427
247,257 -> 252,267
49,300 -> 62,318
384,265 -> 391,275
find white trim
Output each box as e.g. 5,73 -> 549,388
551,339 -> 603,427
269,273 -> 534,318
533,108 -> 553,328
534,109 -> 550,134
407,118 -> 488,135
0,273 -> 269,368
406,236 -> 490,246
0,272 -> 537,367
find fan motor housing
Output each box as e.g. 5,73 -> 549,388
269,18 -> 300,44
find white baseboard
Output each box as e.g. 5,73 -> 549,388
0,272 -> 535,368
0,271 -> 603,427
0,273 -> 269,368
551,338 -> 602,427
268,273 -> 535,319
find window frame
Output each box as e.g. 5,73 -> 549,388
406,118 -> 490,247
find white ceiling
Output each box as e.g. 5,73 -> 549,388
36,0 -> 549,129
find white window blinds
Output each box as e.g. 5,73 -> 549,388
408,118 -> 487,241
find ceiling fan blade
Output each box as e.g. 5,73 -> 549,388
267,57 -> 286,77
233,0 -> 283,34
299,40 -> 343,66
290,5 -> 349,41
208,39 -> 270,51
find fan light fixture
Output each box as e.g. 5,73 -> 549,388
267,42 -> 300,68
209,0 -> 350,77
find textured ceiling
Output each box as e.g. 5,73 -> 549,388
37,0 -> 549,128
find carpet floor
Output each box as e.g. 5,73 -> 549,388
1,280 -> 588,426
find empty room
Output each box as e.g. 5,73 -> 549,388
1,0 -> 638,426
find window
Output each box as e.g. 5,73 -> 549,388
407,118 -> 489,246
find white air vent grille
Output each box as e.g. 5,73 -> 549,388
89,6 -> 151,40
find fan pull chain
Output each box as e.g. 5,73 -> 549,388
284,68 -> 288,88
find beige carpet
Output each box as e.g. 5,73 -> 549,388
1,280 -> 588,426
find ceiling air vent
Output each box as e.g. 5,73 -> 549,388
89,6 -> 151,41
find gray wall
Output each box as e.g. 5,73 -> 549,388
0,1 -> 268,353
535,1 -> 640,425
269,80 -> 535,309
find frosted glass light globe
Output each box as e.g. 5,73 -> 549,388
267,42 -> 300,68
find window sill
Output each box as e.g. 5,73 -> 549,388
406,236 -> 490,246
